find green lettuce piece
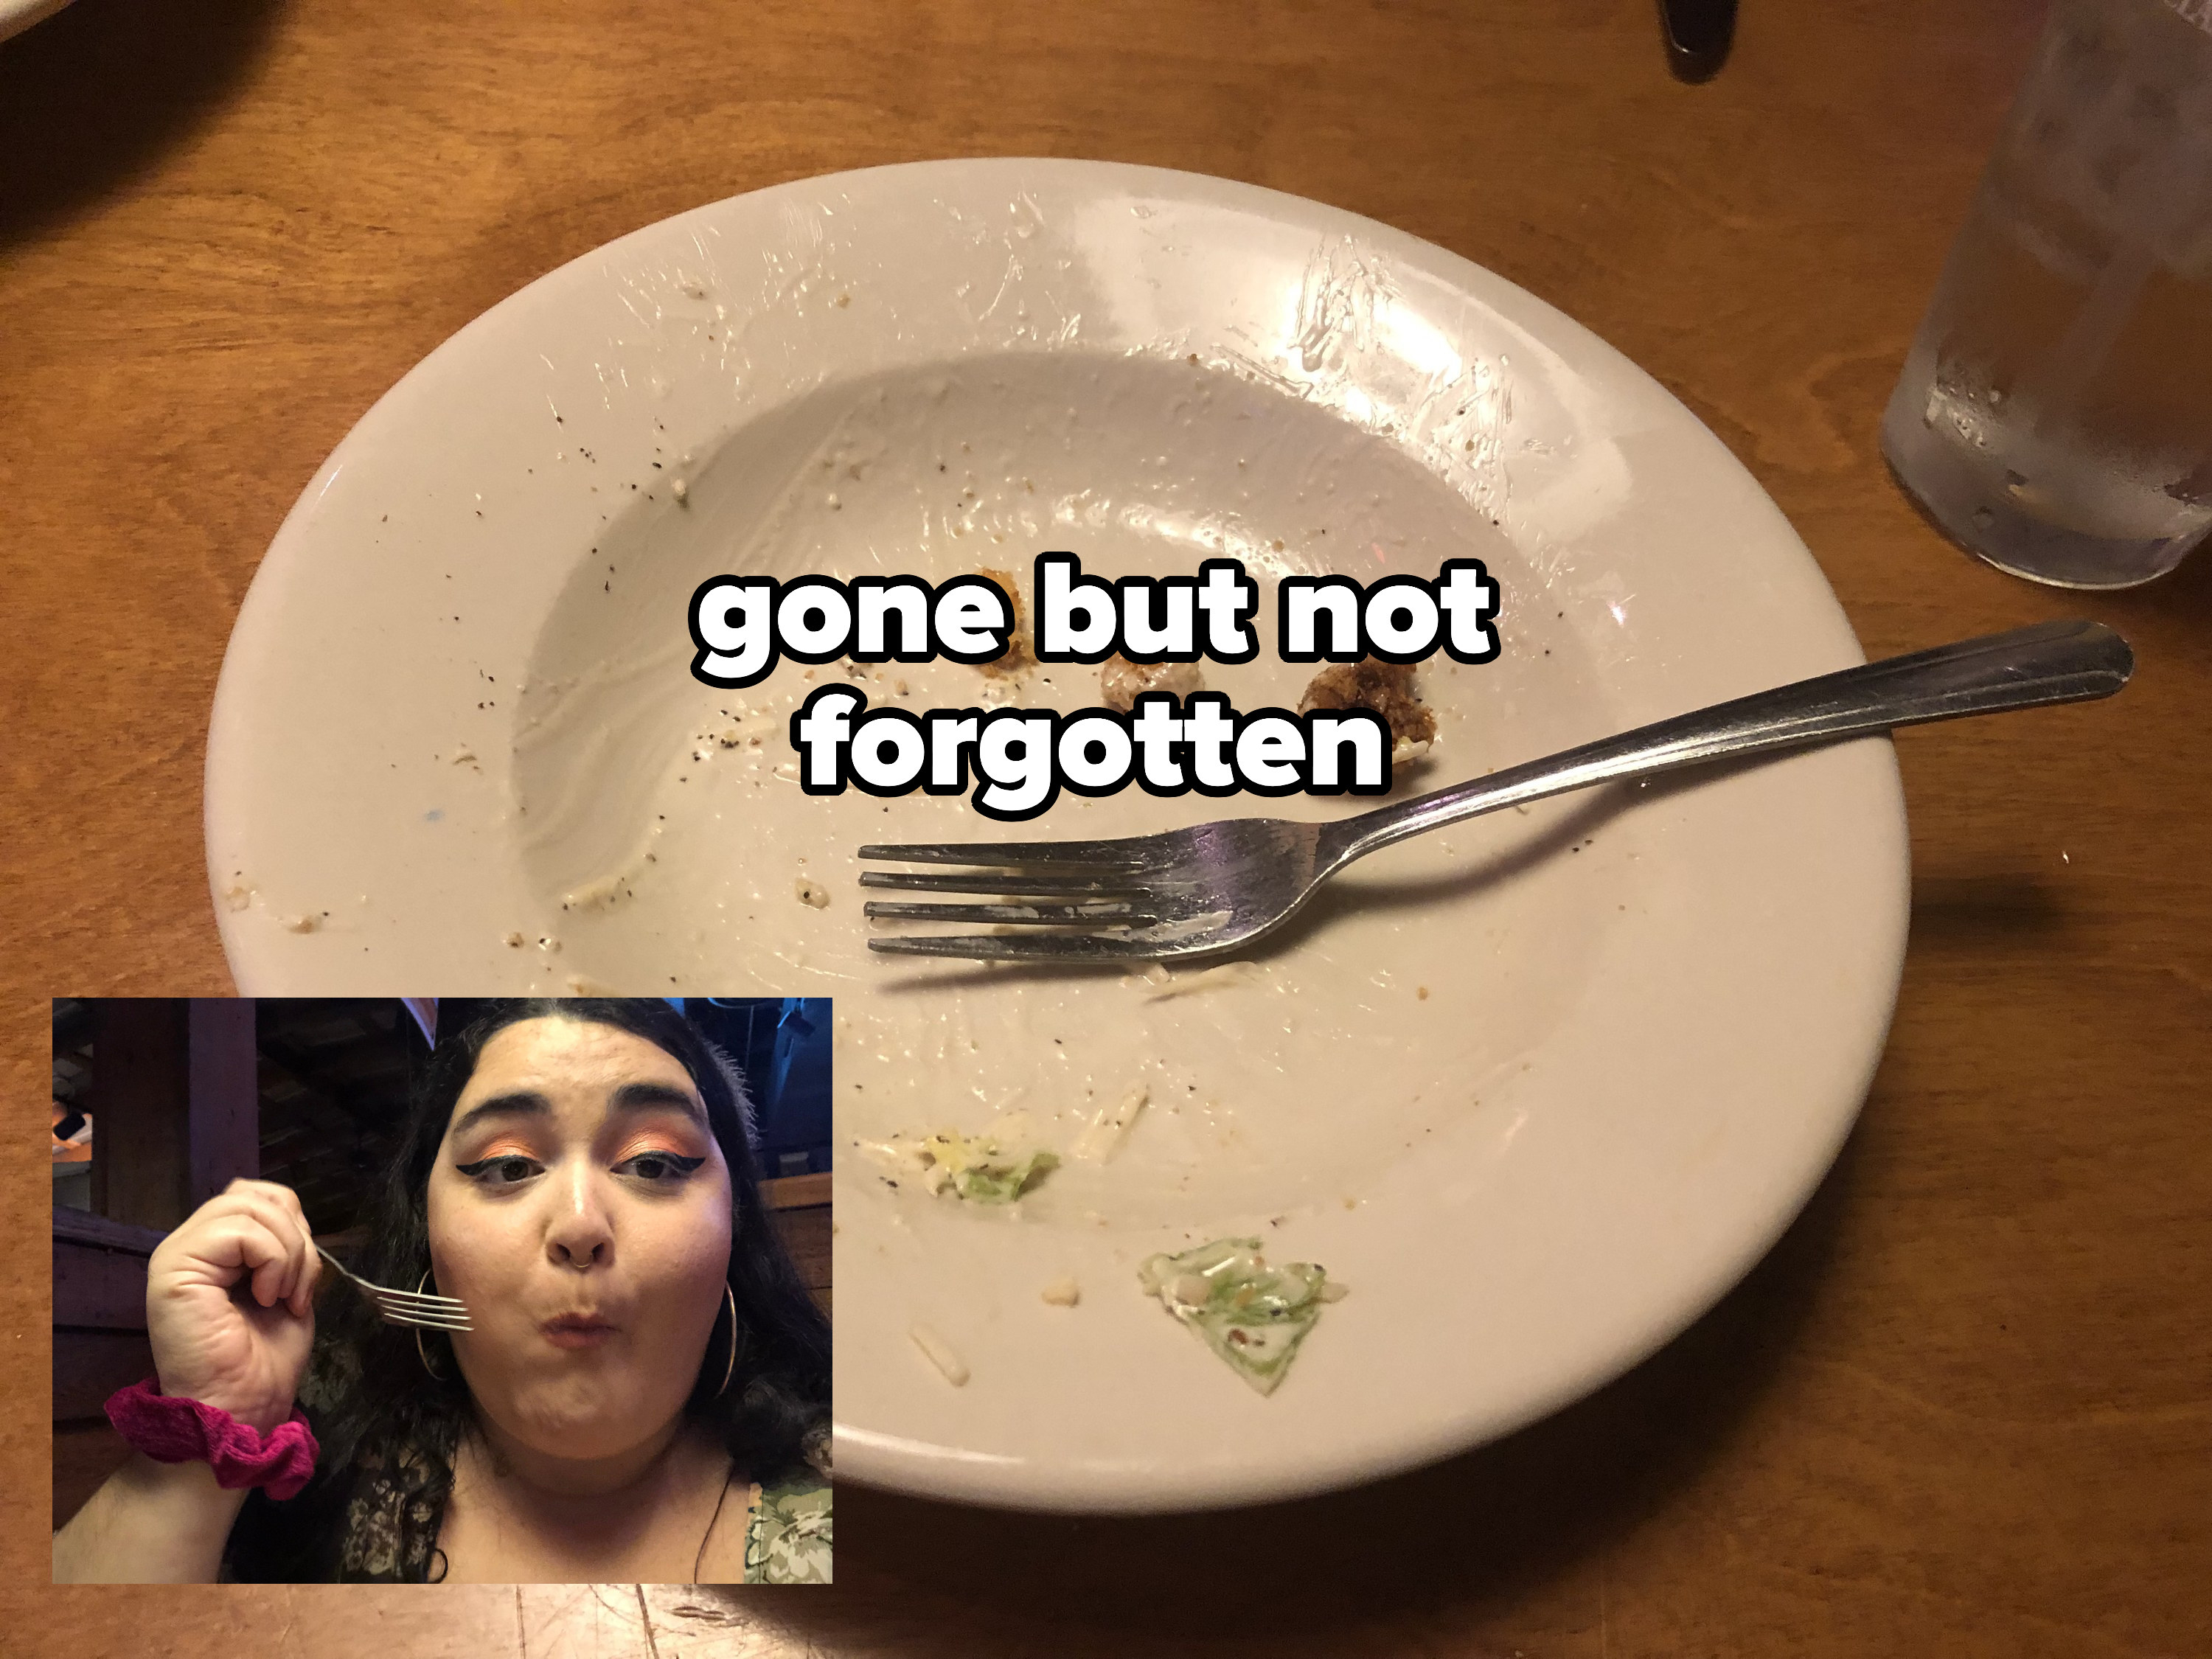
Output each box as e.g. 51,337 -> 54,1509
1138,1237 -> 1340,1395
874,1129 -> 1061,1204
948,1148 -> 1060,1204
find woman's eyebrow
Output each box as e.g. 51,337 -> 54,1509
608,1080 -> 709,1127
449,1091 -> 550,1141
449,1080 -> 706,1143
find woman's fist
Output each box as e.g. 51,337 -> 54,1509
143,1180 -> 322,1433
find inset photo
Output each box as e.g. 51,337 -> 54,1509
50,997 -> 830,1585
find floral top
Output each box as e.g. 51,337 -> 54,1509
743,1472 -> 834,1584
333,1456 -> 832,1583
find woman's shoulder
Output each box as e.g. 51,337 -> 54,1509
743,1468 -> 832,1585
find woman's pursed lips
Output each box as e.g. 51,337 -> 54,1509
539,1312 -> 619,1349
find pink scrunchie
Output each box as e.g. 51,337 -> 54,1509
105,1380 -> 321,1501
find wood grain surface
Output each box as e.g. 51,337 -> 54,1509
4,0 -> 2208,1652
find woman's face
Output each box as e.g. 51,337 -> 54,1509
425,1017 -> 734,1461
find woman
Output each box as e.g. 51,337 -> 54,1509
53,999 -> 831,1583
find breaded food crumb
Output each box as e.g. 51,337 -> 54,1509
975,568 -> 1032,675
1100,653 -> 1203,712
1040,1276 -> 1081,1307
1297,658 -> 1437,749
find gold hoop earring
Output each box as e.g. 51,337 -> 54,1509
415,1269 -> 450,1382
714,1283 -> 739,1400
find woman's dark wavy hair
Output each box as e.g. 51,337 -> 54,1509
226,998 -> 830,1582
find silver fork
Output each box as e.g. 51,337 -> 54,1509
313,1244 -> 473,1332
859,619 -> 2133,962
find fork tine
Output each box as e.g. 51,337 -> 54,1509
359,1288 -> 470,1310
378,1300 -> 473,1330
378,1298 -> 470,1319
316,1242 -> 473,1329
859,869 -> 1149,897
858,839 -> 1151,869
863,900 -> 1164,925
868,932 -> 1199,961
388,1312 -> 475,1332
368,1288 -> 469,1310
371,1301 -> 472,1324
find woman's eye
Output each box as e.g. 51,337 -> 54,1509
456,1155 -> 541,1186
619,1152 -> 706,1185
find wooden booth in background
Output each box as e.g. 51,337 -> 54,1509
759,1171 -> 831,1315
52,1001 -> 259,1530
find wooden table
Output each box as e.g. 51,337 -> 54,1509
4,0 -> 2207,1652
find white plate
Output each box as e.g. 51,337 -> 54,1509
207,159 -> 1908,1512
1,0 -> 74,44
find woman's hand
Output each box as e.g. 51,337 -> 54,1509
55,1180 -> 321,1582
145,1179 -> 322,1434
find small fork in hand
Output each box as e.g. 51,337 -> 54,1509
313,1244 -> 473,1332
859,620 -> 2133,964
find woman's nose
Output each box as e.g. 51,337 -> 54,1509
543,1168 -> 615,1266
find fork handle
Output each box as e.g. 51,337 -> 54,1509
1325,619 -> 2133,868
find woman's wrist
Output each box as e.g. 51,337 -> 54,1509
153,1373 -> 293,1437
107,1379 -> 319,1500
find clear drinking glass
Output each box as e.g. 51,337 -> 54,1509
1881,0 -> 2212,589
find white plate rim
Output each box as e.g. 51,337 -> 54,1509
206,158 -> 1910,1512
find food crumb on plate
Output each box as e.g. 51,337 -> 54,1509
1071,1083 -> 1149,1161
563,870 -> 635,911
1135,960 -> 1265,1000
975,568 -> 1032,675
1138,1238 -> 1345,1396
910,1323 -> 969,1386
796,877 -> 831,908
863,1130 -> 1058,1203
1040,1276 -> 1080,1307
1100,653 -> 1203,712
1297,658 -> 1436,763
282,914 -> 319,934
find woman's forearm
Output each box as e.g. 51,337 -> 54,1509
52,1452 -> 250,1583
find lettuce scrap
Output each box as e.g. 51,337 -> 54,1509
1137,1237 -> 1343,1396
894,1130 -> 1059,1204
